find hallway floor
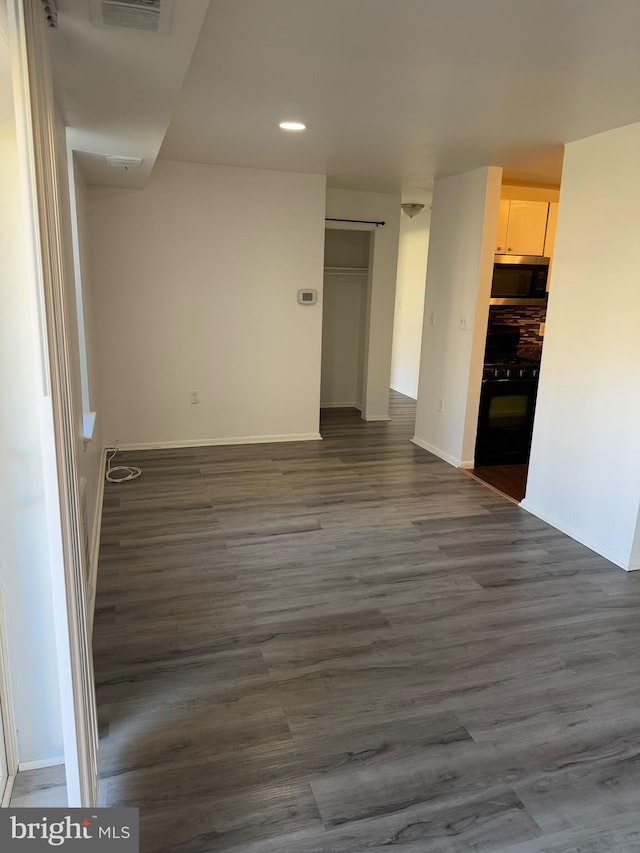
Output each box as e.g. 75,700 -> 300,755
93,391 -> 640,852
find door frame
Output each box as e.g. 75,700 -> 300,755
0,582 -> 18,807
7,0 -> 99,806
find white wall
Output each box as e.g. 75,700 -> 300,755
413,167 -> 502,468
390,205 -> 430,399
324,228 -> 370,269
0,22 -> 63,764
325,189 -> 401,420
88,161 -> 326,447
321,271 -> 367,408
522,122 -> 640,571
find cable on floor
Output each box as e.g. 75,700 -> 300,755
105,443 -> 142,483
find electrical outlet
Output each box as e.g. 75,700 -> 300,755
190,389 -> 200,405
459,317 -> 468,331
437,397 -> 444,413
429,310 -> 436,326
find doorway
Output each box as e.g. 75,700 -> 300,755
320,228 -> 372,414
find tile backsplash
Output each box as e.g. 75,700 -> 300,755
488,305 -> 546,351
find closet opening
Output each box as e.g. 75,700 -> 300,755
320,228 -> 373,419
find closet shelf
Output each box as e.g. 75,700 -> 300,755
323,266 -> 368,276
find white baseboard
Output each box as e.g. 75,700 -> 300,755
519,499 -> 632,572
390,384 -> 417,400
320,402 -> 362,410
362,415 -> 391,422
116,433 -> 323,451
88,447 -> 107,636
18,757 -> 65,772
411,436 -> 461,468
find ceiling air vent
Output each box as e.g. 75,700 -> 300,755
90,0 -> 173,35
106,155 -> 143,169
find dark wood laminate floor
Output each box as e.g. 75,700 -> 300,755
93,392 -> 640,852
470,465 -> 529,502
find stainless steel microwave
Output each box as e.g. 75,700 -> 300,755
490,255 -> 549,305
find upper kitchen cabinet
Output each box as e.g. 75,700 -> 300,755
495,200 -> 549,256
495,200 -> 510,254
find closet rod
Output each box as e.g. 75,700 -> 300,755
325,217 -> 385,227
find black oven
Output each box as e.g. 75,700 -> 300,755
491,255 -> 549,305
475,323 -> 540,466
475,377 -> 539,466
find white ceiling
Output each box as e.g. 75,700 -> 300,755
50,0 -> 209,188
51,0 -> 640,194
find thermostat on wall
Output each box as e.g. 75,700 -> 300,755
298,289 -> 317,305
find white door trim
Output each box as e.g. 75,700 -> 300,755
7,0 -> 99,807
0,572 -> 18,807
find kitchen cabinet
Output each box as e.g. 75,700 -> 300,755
495,200 -> 510,254
495,200 -> 549,256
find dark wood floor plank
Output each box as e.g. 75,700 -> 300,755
83,391 -> 640,851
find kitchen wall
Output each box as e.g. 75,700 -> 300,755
523,121 -> 640,571
88,161 -> 327,447
0,22 -> 63,765
325,188 -> 401,421
390,202 -> 430,399
487,305 -> 546,351
413,166 -> 502,467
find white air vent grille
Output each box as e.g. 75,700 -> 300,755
106,155 -> 143,169
91,0 -> 172,35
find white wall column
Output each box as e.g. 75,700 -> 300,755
390,200 -> 431,399
413,166 -> 502,467
522,122 -> 640,571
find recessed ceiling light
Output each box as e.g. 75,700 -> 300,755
279,121 -> 306,132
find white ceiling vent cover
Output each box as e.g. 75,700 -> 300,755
90,0 -> 173,35
106,155 -> 143,169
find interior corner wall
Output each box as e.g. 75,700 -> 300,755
87,161 -> 326,447
325,188 -> 401,420
522,122 -> 640,571
0,23 -> 63,765
390,205 -> 430,399
413,166 -> 502,467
